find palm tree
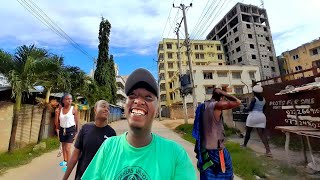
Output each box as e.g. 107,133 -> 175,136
34,55 -> 70,102
33,55 -> 71,143
0,45 -> 49,152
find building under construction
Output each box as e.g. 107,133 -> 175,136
206,2 -> 280,80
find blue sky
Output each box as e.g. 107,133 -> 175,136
1,0 -> 319,77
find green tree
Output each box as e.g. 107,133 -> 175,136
33,55 -> 70,143
108,55 -> 117,104
94,17 -> 112,102
0,45 -> 49,152
34,55 -> 69,102
65,66 -> 86,97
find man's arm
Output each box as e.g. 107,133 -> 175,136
214,89 -> 241,110
62,148 -> 81,180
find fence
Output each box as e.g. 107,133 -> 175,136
108,105 -> 123,123
0,102 -> 13,152
0,101 -> 123,153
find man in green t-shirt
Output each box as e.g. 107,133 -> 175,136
82,68 -> 196,180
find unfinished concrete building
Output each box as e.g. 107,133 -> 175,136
206,3 -> 280,79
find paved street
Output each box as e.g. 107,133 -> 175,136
0,119 -> 242,180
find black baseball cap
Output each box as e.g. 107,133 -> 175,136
125,68 -> 158,97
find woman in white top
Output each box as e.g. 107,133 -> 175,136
241,85 -> 271,157
55,93 -> 79,172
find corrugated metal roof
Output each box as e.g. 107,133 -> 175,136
0,86 -> 11,92
275,82 -> 320,95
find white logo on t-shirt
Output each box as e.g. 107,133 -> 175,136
104,135 -> 108,139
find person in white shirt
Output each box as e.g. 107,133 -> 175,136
54,93 -> 79,172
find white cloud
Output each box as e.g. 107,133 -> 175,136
0,0 -> 319,57
113,53 -> 128,57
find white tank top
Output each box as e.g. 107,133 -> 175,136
59,106 -> 75,128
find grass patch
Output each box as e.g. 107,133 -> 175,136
0,137 -> 59,175
226,142 -> 265,180
224,123 -> 240,137
175,123 -> 239,140
175,124 -> 196,144
270,134 -> 303,151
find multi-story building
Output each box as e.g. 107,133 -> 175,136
158,38 -> 225,107
206,2 -> 279,79
158,38 -> 260,107
168,65 -> 260,106
114,64 -> 127,107
278,38 -> 320,79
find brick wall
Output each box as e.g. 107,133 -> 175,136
169,104 -> 195,119
0,102 -> 14,152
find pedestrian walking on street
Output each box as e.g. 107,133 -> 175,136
55,94 -> 79,172
62,100 -> 116,180
241,85 -> 272,157
193,88 -> 241,180
82,68 -> 196,180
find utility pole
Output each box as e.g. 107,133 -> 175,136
173,3 -> 198,111
175,19 -> 188,124
155,58 -> 162,121
92,58 -> 97,79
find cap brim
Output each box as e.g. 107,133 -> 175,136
125,68 -> 158,97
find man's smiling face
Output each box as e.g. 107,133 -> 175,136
125,88 -> 158,131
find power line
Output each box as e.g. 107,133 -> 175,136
26,0 -> 93,59
196,0 -> 232,40
17,0 -> 94,60
189,0 -> 215,39
161,0 -> 180,39
206,0 -> 233,40
166,9 -> 180,38
193,0 -> 224,39
16,0 -> 65,41
161,3 -> 174,39
190,0 -> 220,39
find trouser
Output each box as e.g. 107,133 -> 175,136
243,126 -> 271,153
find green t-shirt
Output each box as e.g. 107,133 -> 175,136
81,133 -> 197,180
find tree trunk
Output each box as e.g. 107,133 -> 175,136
8,94 -> 22,152
37,88 -> 51,143
90,107 -> 95,122
45,87 -> 51,104
29,105 -> 35,143
37,107 -> 47,143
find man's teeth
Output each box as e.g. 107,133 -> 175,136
131,109 -> 146,116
